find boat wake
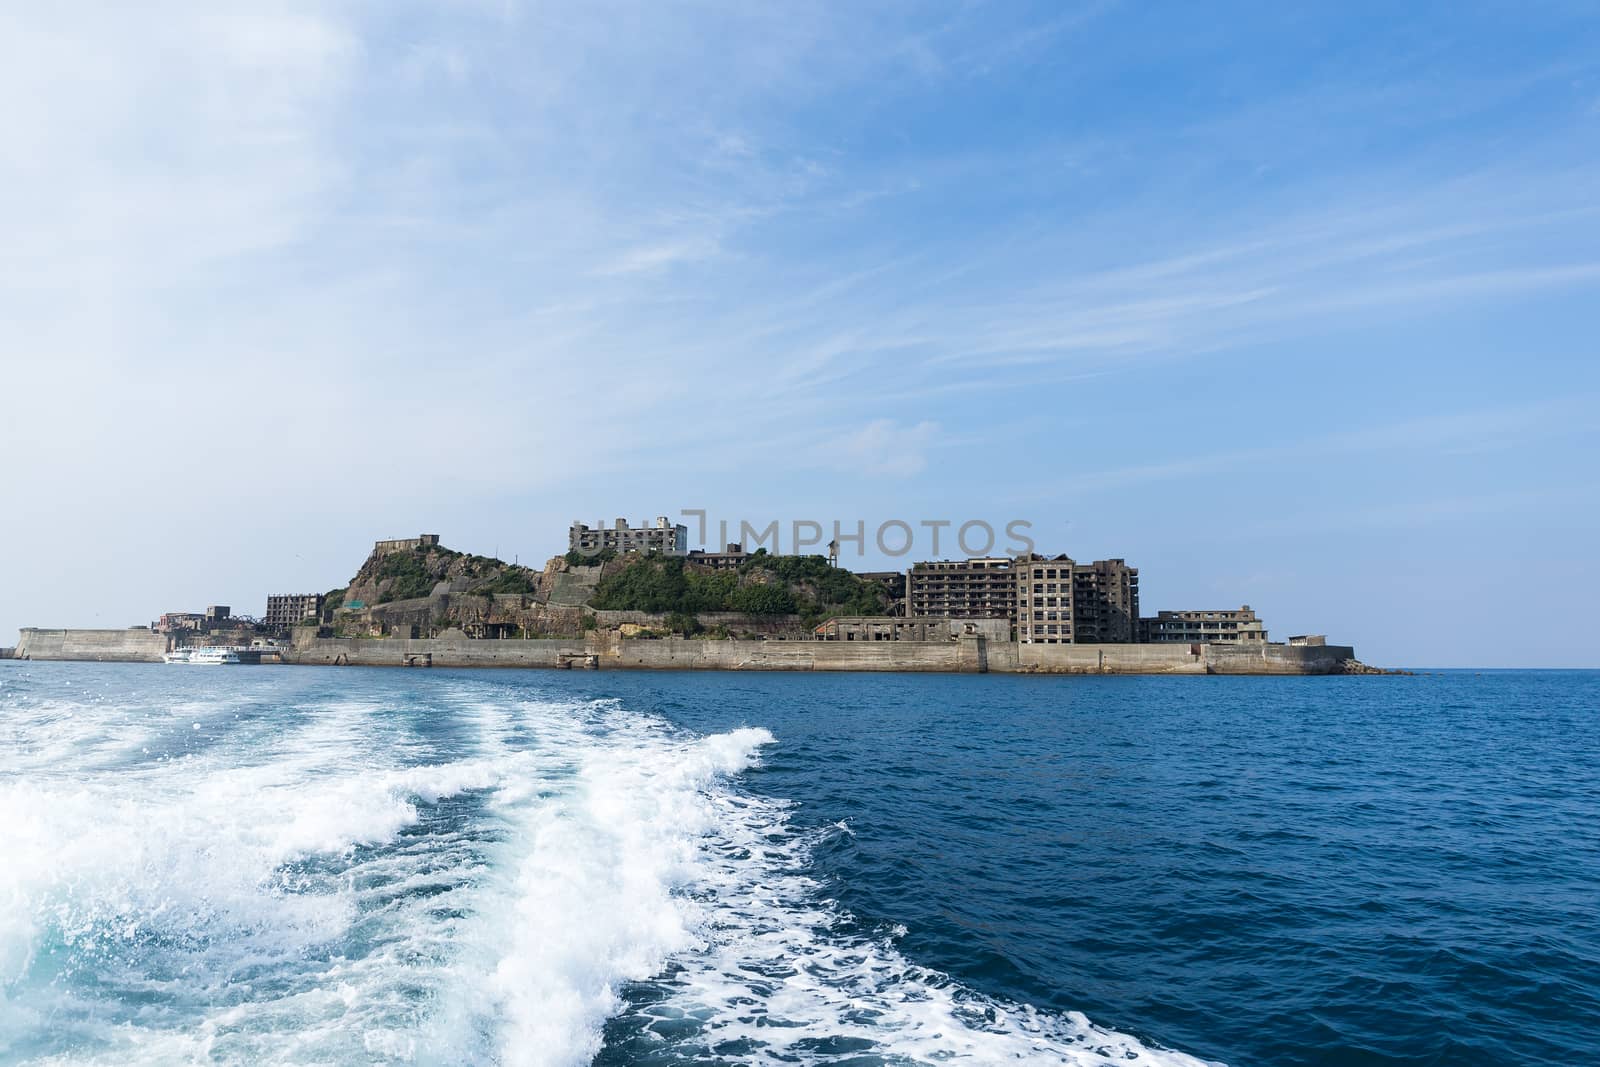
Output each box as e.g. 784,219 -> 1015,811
0,671 -> 1214,1066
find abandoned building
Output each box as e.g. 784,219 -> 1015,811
685,543 -> 749,569
1139,607 -> 1268,643
909,554 -> 1140,644
569,517 -> 688,557
906,557 -> 1017,620
374,534 -> 441,555
1014,555 -> 1076,644
265,593 -> 325,631
1071,558 -> 1140,643
152,612 -> 205,634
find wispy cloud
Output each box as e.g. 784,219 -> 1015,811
832,419 -> 943,478
1050,396 -> 1600,495
595,237 -> 722,276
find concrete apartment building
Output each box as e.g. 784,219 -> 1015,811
909,554 -> 1141,644
1071,559 -> 1139,643
265,593 -> 325,631
906,557 -> 1017,620
1015,555 -> 1076,644
569,517 -> 688,557
1139,607 -> 1268,643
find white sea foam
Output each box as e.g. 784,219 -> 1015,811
620,790 -> 1220,1066
474,721 -> 776,1066
0,673 -> 1217,1066
0,688 -> 505,1063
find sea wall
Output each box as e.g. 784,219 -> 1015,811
281,633 -> 973,672
286,635 -> 575,669
14,628 -> 168,663
11,627 -> 1357,674
604,637 -> 973,672
1015,642 -> 1205,674
280,633 -> 1355,674
1204,642 -> 1356,674
1014,641 -> 1354,674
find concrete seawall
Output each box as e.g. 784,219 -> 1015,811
283,635 -> 979,672
11,628 -> 1357,675
14,628 -> 168,663
280,633 -> 1355,674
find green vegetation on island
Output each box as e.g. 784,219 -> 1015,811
589,552 -> 887,625
355,543 -> 543,605
325,537 -> 894,641
373,550 -> 439,602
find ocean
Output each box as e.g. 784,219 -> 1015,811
0,663 -> 1595,1066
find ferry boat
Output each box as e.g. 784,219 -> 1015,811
164,644 -> 279,665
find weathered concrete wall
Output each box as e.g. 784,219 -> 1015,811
607,638 -> 969,672
14,628 -> 168,663
279,634 -> 1356,674
287,635 -> 574,668
1018,642 -> 1352,674
16,625 -> 1356,674
1205,642 -> 1354,674
1017,642 -> 1208,674
281,634 -> 969,672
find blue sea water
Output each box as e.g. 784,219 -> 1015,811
0,663 -> 1595,1066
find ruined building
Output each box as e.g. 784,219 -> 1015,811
265,593 -> 325,631
909,554 -> 1140,644
906,557 -> 1017,620
1139,607 -> 1268,643
569,517 -> 688,557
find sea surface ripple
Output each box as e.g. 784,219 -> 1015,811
1,663 -> 1595,1066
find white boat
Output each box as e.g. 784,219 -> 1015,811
162,649 -> 194,664
189,647 -> 242,665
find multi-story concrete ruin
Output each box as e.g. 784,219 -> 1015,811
911,554 -> 1140,644
1071,559 -> 1139,643
1139,607 -> 1268,643
265,593 -> 325,631
906,557 -> 1017,620
1015,555 -> 1076,644
569,517 -> 688,557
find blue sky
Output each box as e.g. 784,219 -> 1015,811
2,2 -> 1597,666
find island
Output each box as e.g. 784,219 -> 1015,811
8,521 -> 1381,675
